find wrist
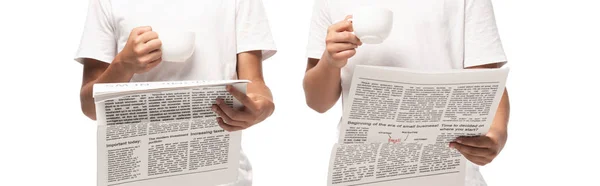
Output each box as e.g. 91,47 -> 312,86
320,52 -> 343,72
111,54 -> 136,77
488,127 -> 508,147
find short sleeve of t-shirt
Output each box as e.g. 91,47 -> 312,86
236,0 -> 277,61
74,0 -> 117,64
463,0 -> 507,68
306,0 -> 331,60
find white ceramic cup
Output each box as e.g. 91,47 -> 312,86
351,7 -> 394,44
157,30 -> 196,62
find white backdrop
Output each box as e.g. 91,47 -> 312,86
1,0 -> 599,185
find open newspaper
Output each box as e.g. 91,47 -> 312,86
93,80 -> 249,186
328,65 -> 509,186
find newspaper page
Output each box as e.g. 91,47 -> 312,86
328,65 -> 509,186
93,80 -> 249,186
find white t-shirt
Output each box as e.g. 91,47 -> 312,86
75,0 -> 277,185
306,0 -> 507,185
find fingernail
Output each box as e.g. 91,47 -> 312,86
226,85 -> 231,91
456,139 -> 463,143
449,143 -> 454,148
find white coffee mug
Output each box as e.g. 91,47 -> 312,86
351,7 -> 394,44
157,30 -> 196,62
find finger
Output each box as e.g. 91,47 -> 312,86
327,43 -> 358,53
226,85 -> 257,111
330,32 -> 361,45
136,31 -> 159,44
143,39 -> 162,53
331,49 -> 356,61
329,16 -> 354,32
134,39 -> 162,59
450,142 -> 493,157
463,154 -> 490,166
456,136 -> 494,148
148,56 -> 162,64
139,57 -> 162,73
140,50 -> 162,64
217,118 -> 245,132
132,26 -> 152,35
212,103 -> 252,126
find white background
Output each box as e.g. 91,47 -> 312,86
1,0 -> 599,185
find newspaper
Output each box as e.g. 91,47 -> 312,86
93,80 -> 250,186
328,65 -> 509,186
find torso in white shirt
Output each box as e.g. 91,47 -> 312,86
306,0 -> 507,185
76,0 -> 277,185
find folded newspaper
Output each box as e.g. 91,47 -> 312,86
328,65 -> 509,186
93,80 -> 249,186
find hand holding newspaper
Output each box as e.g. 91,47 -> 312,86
93,80 -> 249,186
328,65 -> 509,186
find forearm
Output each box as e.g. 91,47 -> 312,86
488,88 -> 510,150
303,54 -> 343,113
80,56 -> 135,120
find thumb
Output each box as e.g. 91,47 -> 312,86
456,136 -> 492,148
344,15 -> 354,32
331,15 -> 354,33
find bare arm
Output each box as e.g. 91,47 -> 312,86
303,16 -> 361,113
238,51 -> 273,104
212,50 -> 275,131
303,57 -> 342,113
451,62 -> 511,166
80,58 -> 135,120
466,63 -> 511,153
79,26 -> 163,120
489,88 -> 510,152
